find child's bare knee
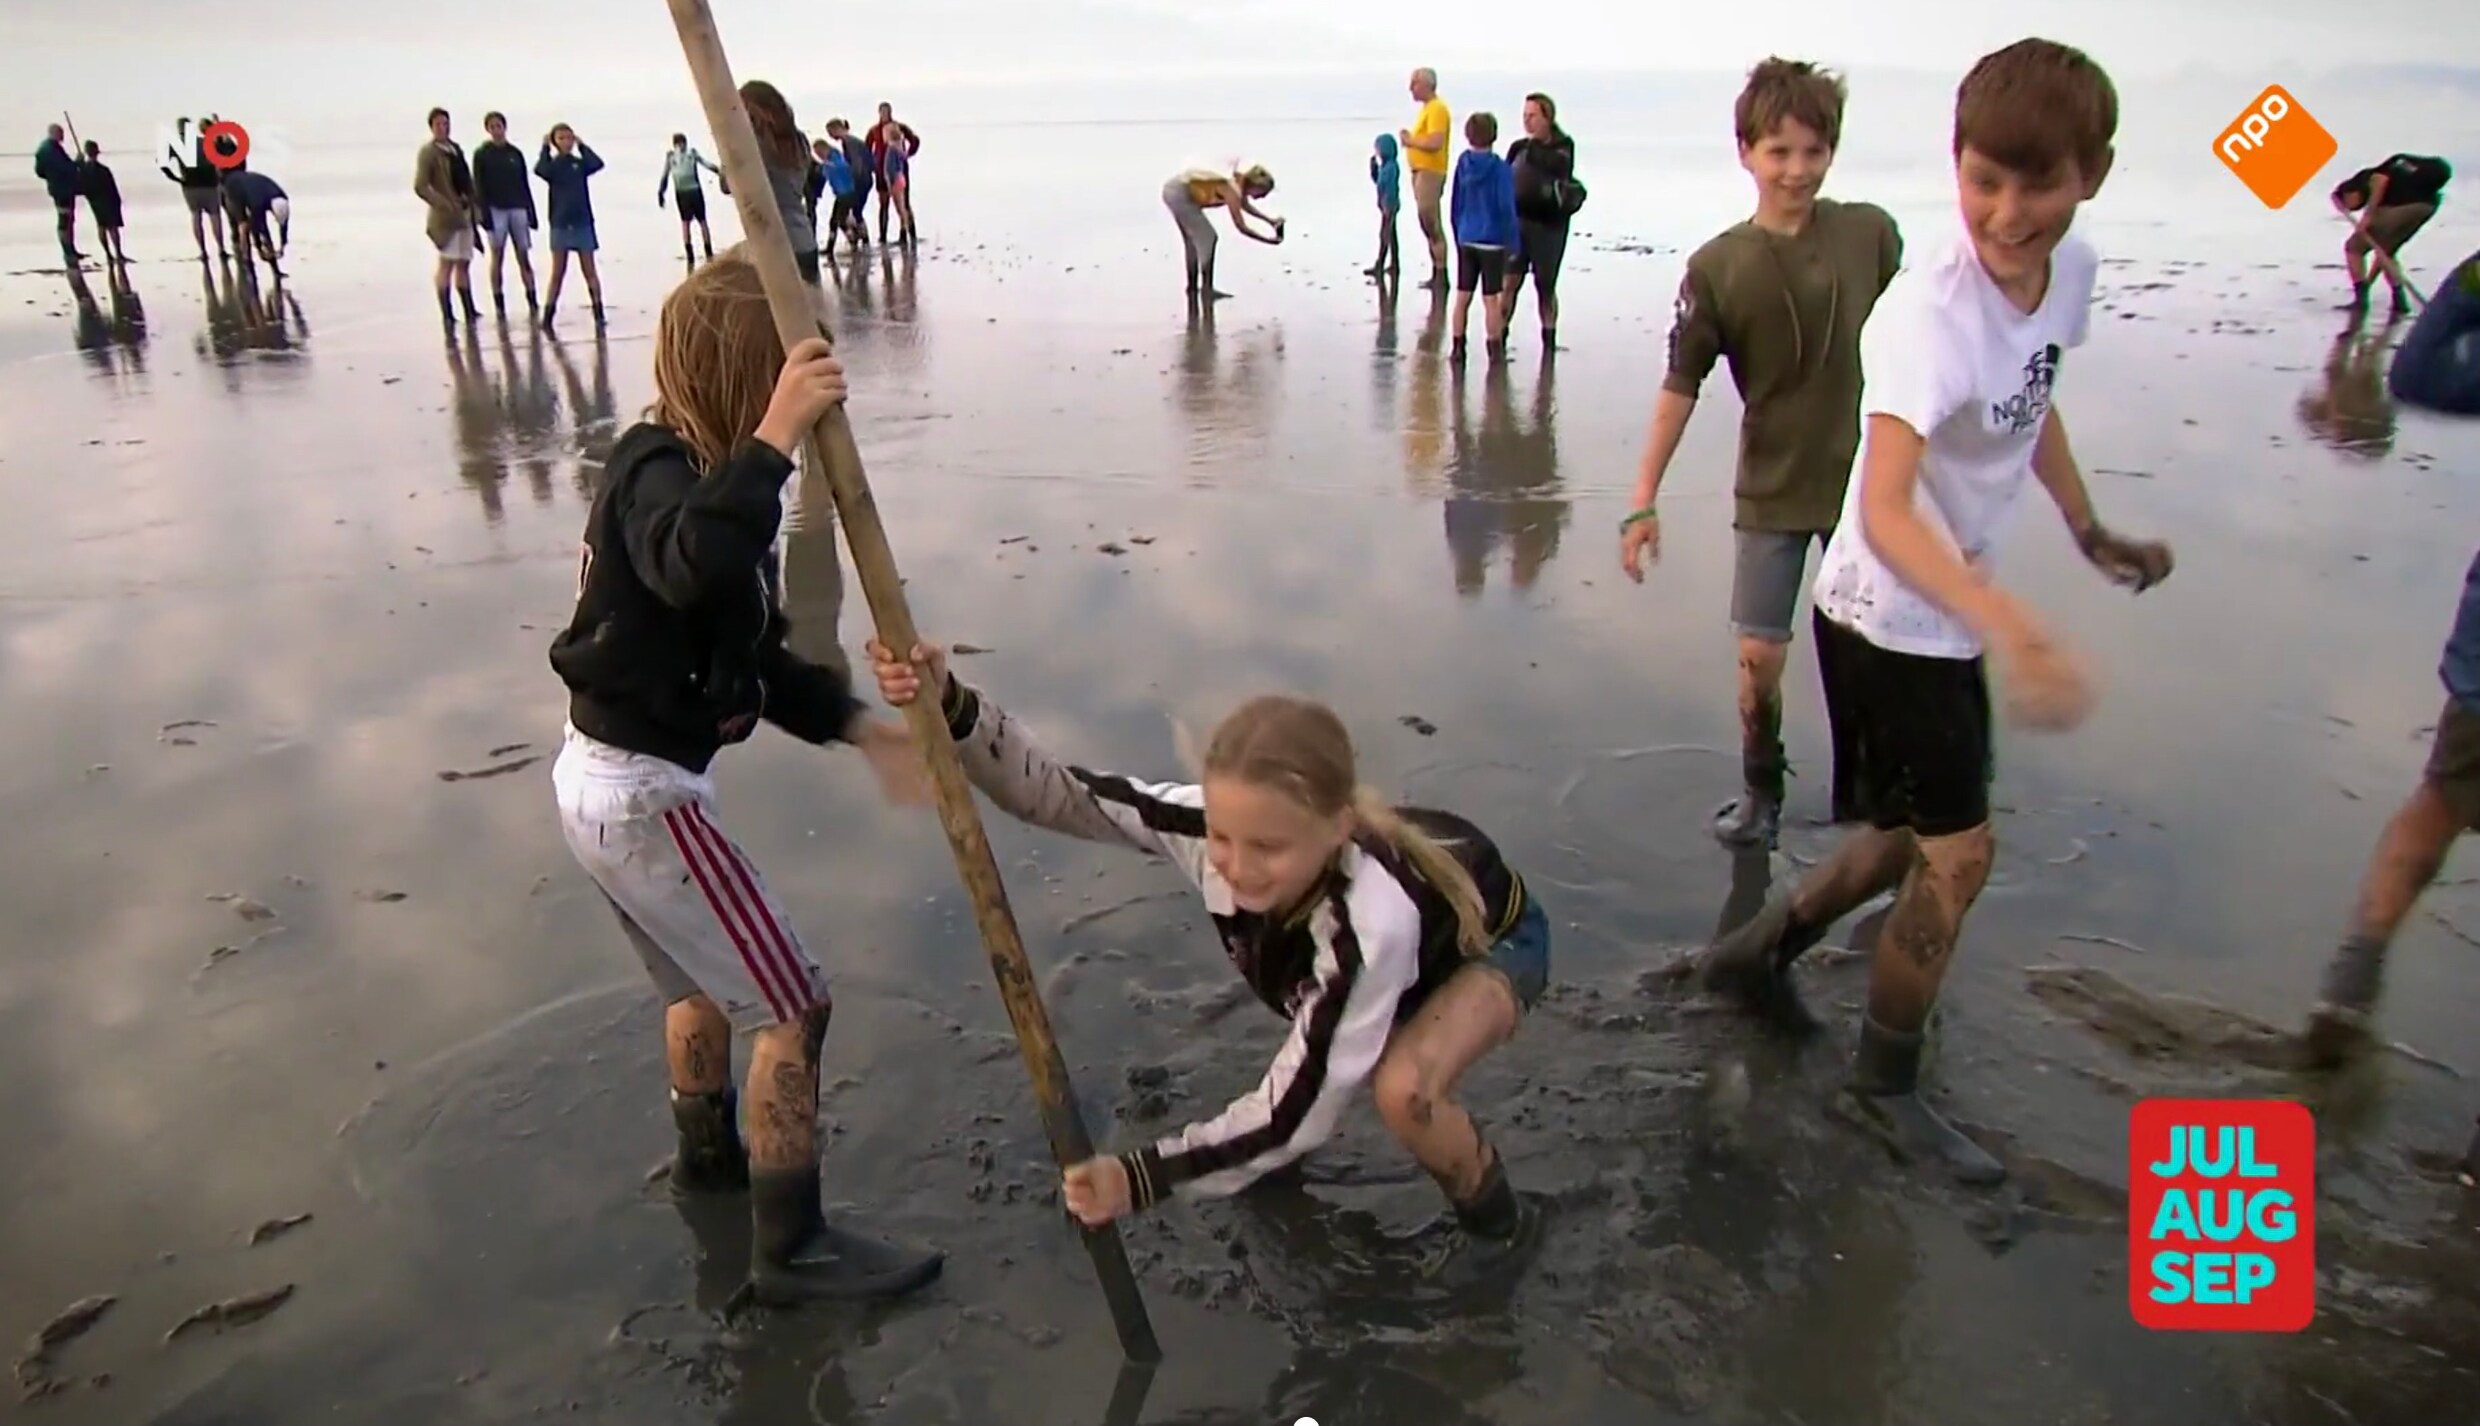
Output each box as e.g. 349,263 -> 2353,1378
1373,1056 -> 1438,1134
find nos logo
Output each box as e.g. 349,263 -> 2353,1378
155,117 -> 290,181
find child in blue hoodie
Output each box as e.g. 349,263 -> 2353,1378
1450,112 -> 1518,364
1368,133 -> 1402,280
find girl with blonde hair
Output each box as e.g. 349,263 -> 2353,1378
548,255 -> 942,1304
867,637 -> 1551,1260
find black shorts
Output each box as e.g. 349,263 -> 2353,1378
1814,609 -> 1993,838
675,188 -> 708,223
1456,243 -> 1508,295
1508,218 -> 1569,295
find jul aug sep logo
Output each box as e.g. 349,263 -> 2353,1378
2128,1098 -> 2315,1333
2212,84 -> 2338,209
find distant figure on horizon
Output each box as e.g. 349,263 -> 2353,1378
34,124 -> 83,265
1505,93 -> 1581,350
536,123 -> 607,329
473,112 -> 541,319
1367,132 -> 1402,280
2333,152 -> 2451,316
165,117 -> 232,260
829,118 -> 873,249
77,141 -> 127,265
865,103 -> 919,245
878,124 -> 917,247
1401,69 -> 1452,291
1162,160 -> 1284,301
223,168 -> 291,267
1448,112 -> 1516,366
416,107 -> 485,332
741,81 -> 822,286
662,132 -> 721,263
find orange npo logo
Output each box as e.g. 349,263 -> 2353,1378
2213,85 -> 2337,209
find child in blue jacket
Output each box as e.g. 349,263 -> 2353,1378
1368,132 -> 1401,280
1449,112 -> 1518,364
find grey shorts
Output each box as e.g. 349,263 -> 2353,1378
486,207 -> 533,251
1731,527 -> 1829,642
183,185 -> 221,215
1163,178 -> 1217,264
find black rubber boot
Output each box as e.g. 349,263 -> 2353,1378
2303,933 -> 2386,1070
748,1166 -> 944,1306
591,302 -> 607,330
1452,1154 -> 1524,1241
2390,284 -> 2413,318
1718,694 -> 1788,849
669,1089 -> 749,1194
1838,1017 -> 2005,1186
1696,891 -> 1827,1033
437,289 -> 456,333
1712,792 -> 1782,850
459,289 -> 481,323
1423,1150 -> 1540,1292
491,287 -> 506,317
2341,280 -> 2371,313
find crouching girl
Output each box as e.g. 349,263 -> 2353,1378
867,639 -> 1551,1257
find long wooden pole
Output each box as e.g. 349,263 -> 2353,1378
661,0 -> 1161,1365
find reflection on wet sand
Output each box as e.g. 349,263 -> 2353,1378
442,325 -> 573,524
1401,285 -> 1449,491
1174,298 -> 1285,469
549,331 -> 620,497
194,258 -> 309,386
66,266 -> 152,380
1441,360 -> 1568,597
2295,308 -> 2404,458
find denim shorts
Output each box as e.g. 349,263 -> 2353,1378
1479,889 -> 1551,1012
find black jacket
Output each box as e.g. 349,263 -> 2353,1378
472,139 -> 537,221
1506,133 -> 1576,223
547,423 -> 861,773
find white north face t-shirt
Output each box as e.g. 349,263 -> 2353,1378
1811,221 -> 2098,659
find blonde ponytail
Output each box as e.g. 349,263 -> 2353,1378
1351,786 -> 1492,957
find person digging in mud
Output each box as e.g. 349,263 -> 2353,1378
1163,161 -> 1284,301
2306,247 -> 2480,1187
1621,58 -> 1903,851
868,638 -> 1552,1271
1686,40 -> 2173,1188
547,254 -> 945,1304
2332,153 -> 2450,317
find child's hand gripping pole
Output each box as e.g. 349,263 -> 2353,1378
661,0 -> 1162,1366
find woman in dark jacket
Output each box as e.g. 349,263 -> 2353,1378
1504,93 -> 1579,350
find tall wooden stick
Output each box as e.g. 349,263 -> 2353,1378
662,0 -> 1161,1365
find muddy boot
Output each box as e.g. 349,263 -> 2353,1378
669,1089 -> 749,1194
1837,1017 -> 2005,1186
491,286 -> 506,318
2390,284 -> 2413,318
1696,891 -> 1826,1033
748,1166 -> 944,1306
1718,696 -> 1788,849
2303,932 -> 2386,1070
2340,280 -> 2371,313
1712,791 -> 1781,850
1424,1152 -> 1540,1292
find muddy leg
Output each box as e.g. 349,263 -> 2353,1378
1373,965 -> 1525,1238
2305,779 -> 2463,1066
667,995 -> 747,1192
1696,825 -> 1913,1031
1716,634 -> 1791,848
744,1002 -> 943,1305
1839,824 -> 2004,1185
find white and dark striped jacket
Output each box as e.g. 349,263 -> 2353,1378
936,680 -> 1526,1209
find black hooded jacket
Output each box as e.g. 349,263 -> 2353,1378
548,423 -> 861,772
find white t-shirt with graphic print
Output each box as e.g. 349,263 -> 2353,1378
1811,222 -> 2098,660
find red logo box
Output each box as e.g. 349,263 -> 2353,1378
2128,1098 -> 2314,1331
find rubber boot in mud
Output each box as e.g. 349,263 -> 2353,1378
669,1088 -> 749,1194
2302,933 -> 2386,1071
1696,892 -> 1825,1035
747,1167 -> 944,1306
1425,1154 -> 1541,1292
1837,1016 -> 2004,1186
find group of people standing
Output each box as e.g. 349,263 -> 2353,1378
32,118 -> 291,271
412,98 -> 922,335
1378,69 -> 1582,366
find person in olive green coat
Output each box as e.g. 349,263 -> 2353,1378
414,107 -> 485,332
1618,57 -> 1901,851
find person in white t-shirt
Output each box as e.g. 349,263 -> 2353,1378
1688,39 -> 2173,1187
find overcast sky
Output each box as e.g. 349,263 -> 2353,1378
10,0 -> 2477,138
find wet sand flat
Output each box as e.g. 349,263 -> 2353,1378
5,92 -> 2480,1425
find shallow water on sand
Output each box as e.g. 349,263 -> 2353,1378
6,85 -> 2480,1426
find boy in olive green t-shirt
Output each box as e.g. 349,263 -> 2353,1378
1620,57 -> 1901,850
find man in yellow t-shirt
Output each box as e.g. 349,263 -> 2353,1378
1399,67 -> 1452,290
